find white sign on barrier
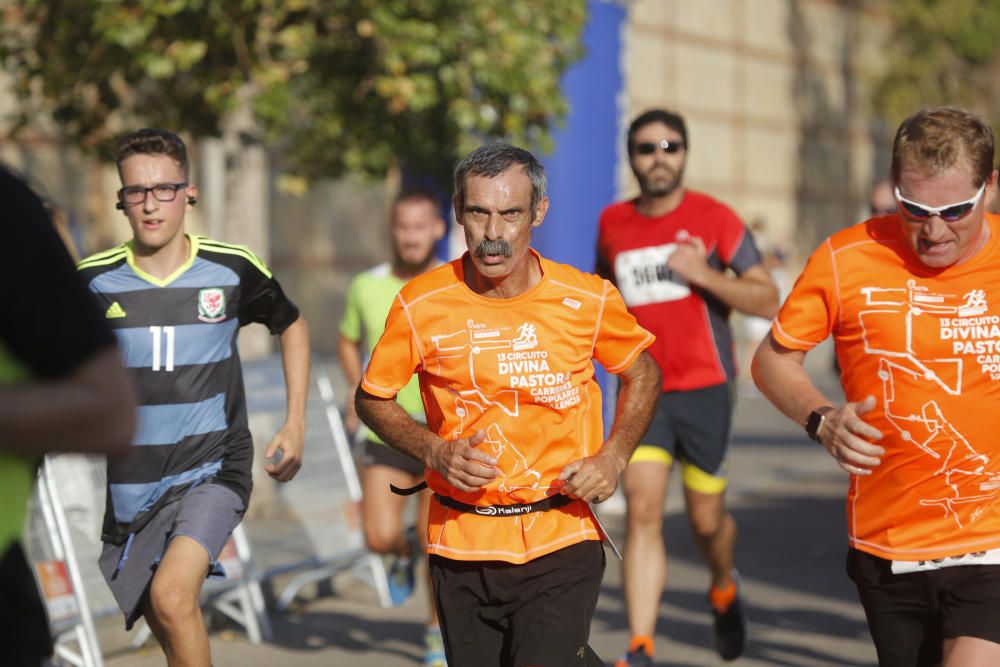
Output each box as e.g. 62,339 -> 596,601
35,559 -> 79,622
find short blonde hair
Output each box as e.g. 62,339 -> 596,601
891,106 -> 994,188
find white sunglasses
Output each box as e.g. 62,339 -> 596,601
894,183 -> 986,223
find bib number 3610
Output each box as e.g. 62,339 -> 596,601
149,325 -> 175,372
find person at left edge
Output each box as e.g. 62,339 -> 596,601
1,166 -> 136,667
77,128 -> 310,667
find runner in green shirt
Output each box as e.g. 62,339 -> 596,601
338,189 -> 447,666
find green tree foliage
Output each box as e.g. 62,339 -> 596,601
1,0 -> 587,183
873,0 -> 1000,131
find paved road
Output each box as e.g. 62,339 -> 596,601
103,365 -> 877,666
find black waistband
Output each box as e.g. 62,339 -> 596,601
433,492 -> 574,517
390,481 -> 429,496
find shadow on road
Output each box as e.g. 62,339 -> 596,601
266,607 -> 424,662
597,485 -> 871,666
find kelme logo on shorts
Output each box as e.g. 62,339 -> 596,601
198,288 -> 227,323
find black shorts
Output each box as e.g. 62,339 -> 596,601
847,548 -> 1000,666
362,439 -> 424,477
632,382 -> 734,484
429,540 -> 605,667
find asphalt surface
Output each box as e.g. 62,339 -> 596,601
101,357 -> 877,666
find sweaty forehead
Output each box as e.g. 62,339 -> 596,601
897,161 -> 979,192
464,168 -> 532,207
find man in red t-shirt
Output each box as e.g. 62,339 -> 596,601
754,106 -> 1000,666
356,143 -> 661,667
597,109 -> 779,666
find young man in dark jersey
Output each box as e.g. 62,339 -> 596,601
78,128 -> 310,667
596,109 -> 779,665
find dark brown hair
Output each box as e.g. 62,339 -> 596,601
114,128 -> 189,178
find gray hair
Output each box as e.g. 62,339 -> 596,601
453,143 -> 547,220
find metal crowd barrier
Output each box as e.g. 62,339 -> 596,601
21,355 -> 388,664
241,357 -> 390,611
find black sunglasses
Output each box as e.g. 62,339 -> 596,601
634,139 -> 685,156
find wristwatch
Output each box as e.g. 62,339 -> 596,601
805,407 -> 833,443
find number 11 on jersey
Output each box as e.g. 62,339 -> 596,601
149,325 -> 175,372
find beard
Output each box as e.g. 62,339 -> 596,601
636,164 -> 684,198
395,244 -> 438,273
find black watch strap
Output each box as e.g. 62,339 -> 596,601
805,407 -> 833,442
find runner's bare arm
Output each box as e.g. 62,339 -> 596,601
0,345 -> 135,457
265,314 -> 311,482
558,351 -> 660,502
668,236 -> 779,319
336,333 -> 365,434
751,332 -> 884,474
356,389 -> 498,492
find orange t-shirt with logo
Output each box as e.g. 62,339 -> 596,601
773,213 -> 1000,561
361,250 -> 654,564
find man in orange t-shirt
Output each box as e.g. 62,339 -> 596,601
356,143 -> 660,667
753,106 -> 1000,667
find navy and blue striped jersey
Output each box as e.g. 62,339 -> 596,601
78,235 -> 299,544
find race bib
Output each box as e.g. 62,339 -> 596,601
613,243 -> 691,307
891,547 -> 1000,574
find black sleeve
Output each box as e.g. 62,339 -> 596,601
727,233 -> 765,277
0,169 -> 115,378
238,261 -> 301,335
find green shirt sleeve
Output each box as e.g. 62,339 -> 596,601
339,275 -> 363,342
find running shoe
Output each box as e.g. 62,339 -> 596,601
614,646 -> 653,667
423,626 -> 447,666
386,554 -> 416,606
711,569 -> 748,661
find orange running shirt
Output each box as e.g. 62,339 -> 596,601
774,213 -> 1000,561
361,250 -> 654,564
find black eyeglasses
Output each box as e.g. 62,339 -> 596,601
634,139 -> 685,156
118,182 -> 188,205
894,184 -> 985,223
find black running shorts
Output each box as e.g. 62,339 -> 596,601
362,439 -> 424,477
632,381 -> 734,485
847,547 -> 1000,667
430,540 -> 606,667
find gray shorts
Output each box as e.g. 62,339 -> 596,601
99,482 -> 245,630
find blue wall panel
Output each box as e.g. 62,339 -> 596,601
535,0 -> 625,273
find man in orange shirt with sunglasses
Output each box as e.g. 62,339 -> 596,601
754,106 -> 1000,667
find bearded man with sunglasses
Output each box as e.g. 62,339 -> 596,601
596,109 -> 779,666
78,128 -> 310,666
753,106 -> 1000,667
